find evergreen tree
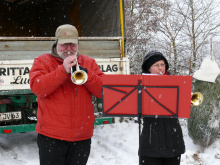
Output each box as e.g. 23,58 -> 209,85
188,76 -> 220,148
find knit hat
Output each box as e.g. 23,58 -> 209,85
55,24 -> 78,44
142,50 -> 169,73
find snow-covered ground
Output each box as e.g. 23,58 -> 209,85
0,118 -> 219,165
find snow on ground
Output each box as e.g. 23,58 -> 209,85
0,118 -> 219,165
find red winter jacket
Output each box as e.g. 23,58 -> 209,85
29,53 -> 104,142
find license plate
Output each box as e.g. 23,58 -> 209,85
0,112 -> 22,121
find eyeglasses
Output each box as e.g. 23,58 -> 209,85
152,63 -> 165,68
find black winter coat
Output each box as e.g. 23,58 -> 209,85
139,117 -> 185,158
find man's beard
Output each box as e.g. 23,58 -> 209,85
57,50 -> 78,59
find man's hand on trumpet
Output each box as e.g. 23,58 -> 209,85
63,55 -> 77,74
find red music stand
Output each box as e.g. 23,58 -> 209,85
101,74 -> 192,165
102,74 -> 192,118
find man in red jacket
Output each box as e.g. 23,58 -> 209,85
29,24 -> 104,165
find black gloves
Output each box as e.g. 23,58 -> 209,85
79,66 -> 87,73
72,65 -> 87,73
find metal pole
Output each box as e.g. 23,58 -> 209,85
138,80 -> 142,165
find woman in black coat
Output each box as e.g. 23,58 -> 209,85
139,50 -> 185,165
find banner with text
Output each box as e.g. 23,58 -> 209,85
0,58 -> 129,90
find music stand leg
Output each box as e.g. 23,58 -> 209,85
138,113 -> 142,165
137,80 -> 143,164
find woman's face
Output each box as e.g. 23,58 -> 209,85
148,60 -> 166,75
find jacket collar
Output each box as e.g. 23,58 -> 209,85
50,42 -> 62,59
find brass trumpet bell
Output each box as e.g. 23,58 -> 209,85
71,70 -> 88,85
191,92 -> 203,106
71,59 -> 88,85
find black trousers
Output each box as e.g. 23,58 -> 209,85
140,155 -> 181,165
37,134 -> 91,165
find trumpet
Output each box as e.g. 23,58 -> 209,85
191,92 -> 204,106
71,58 -> 88,85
